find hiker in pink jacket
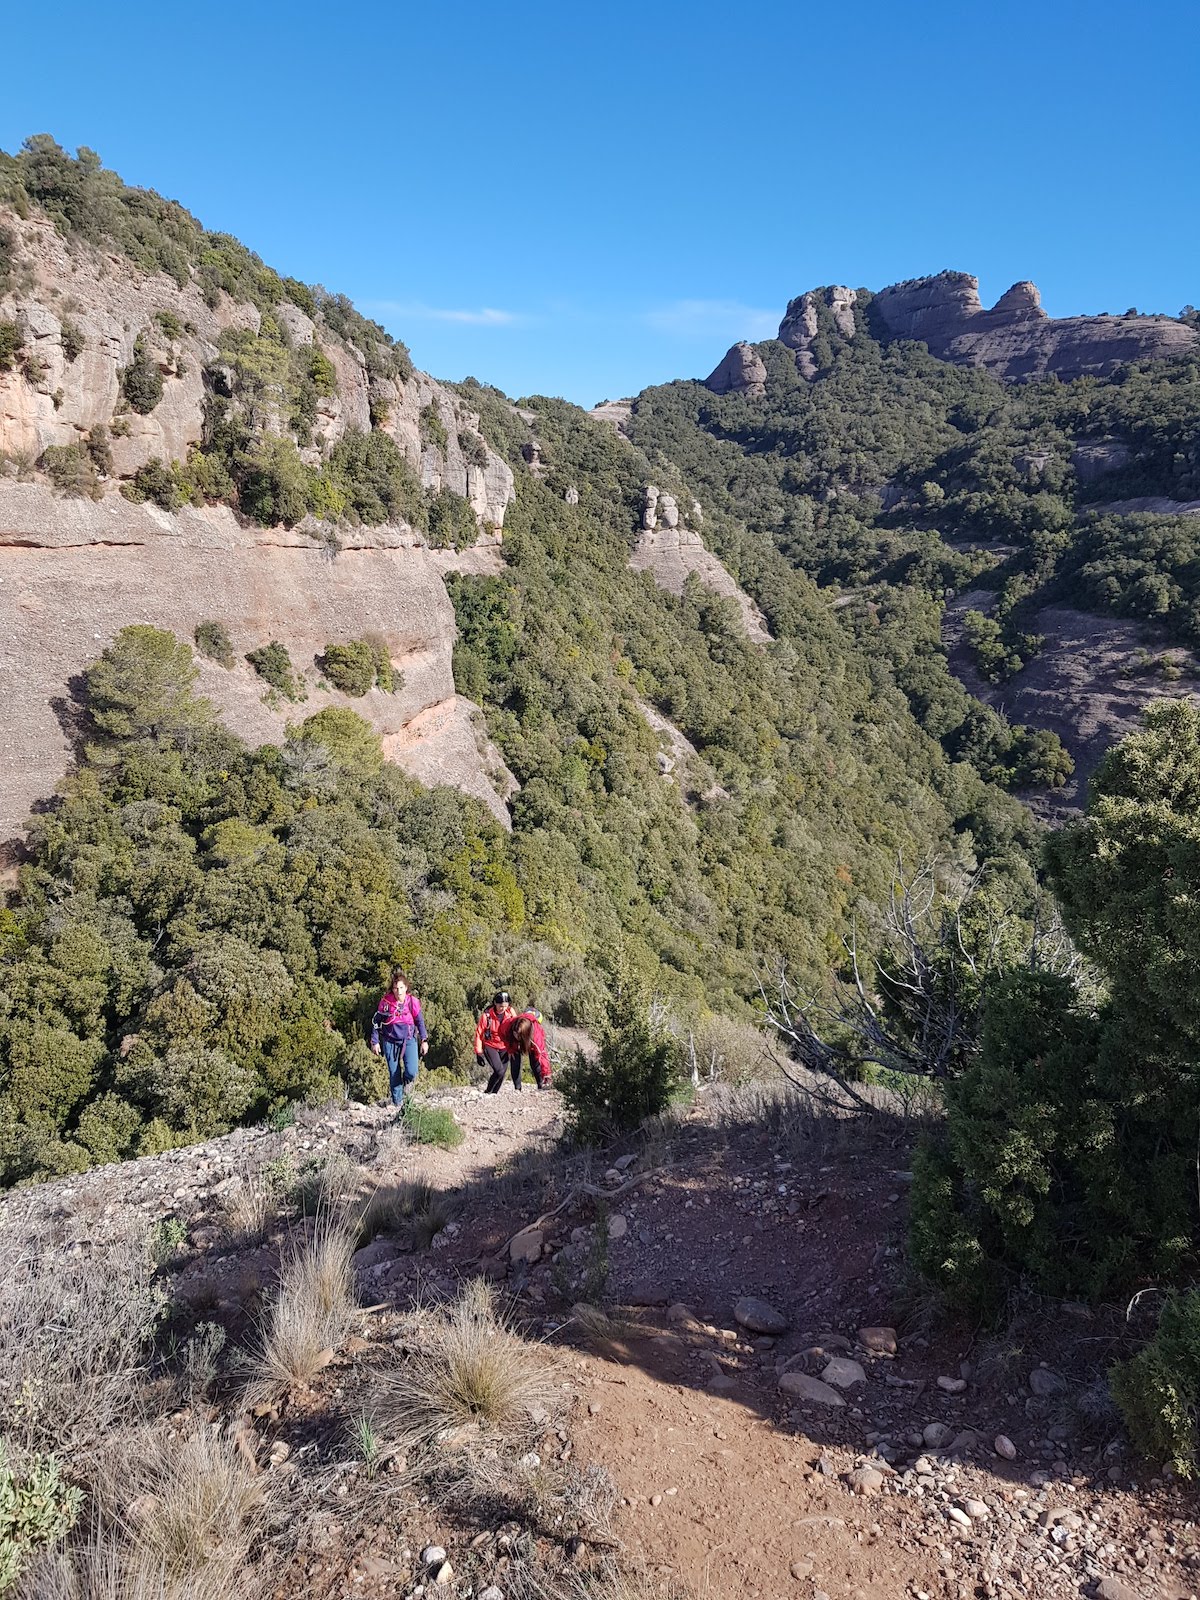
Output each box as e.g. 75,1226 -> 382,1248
370,968 -> 428,1108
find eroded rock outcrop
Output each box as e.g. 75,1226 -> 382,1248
704,341 -> 767,396
631,486 -> 771,644
0,482 -> 515,845
778,286 -> 859,378
0,206 -> 514,527
869,271 -> 1198,382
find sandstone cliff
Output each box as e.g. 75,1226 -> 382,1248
0,205 -> 515,526
630,485 -> 771,644
0,482 -> 515,847
772,272 -> 1198,384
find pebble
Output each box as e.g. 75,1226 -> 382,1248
848,1466 -> 884,1496
922,1423 -> 950,1449
961,1498 -> 990,1521
478,1589 -> 505,1600
857,1325 -> 897,1354
779,1372 -> 845,1407
946,1505 -> 971,1528
936,1375 -> 967,1394
422,1546 -> 447,1567
993,1434 -> 1017,1460
823,1355 -> 867,1389
790,1559 -> 813,1580
607,1213 -> 628,1240
434,1561 -> 454,1584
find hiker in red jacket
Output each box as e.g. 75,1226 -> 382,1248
509,1007 -> 553,1091
475,990 -> 516,1093
370,968 -> 428,1109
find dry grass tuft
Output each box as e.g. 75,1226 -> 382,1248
115,1427 -> 265,1584
243,1218 -> 357,1405
373,1279 -> 560,1452
0,1236 -> 161,1454
17,1535 -> 258,1599
219,1166 -> 276,1247
357,1177 -> 454,1250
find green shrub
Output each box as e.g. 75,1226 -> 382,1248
194,620 -> 235,668
58,317 -> 84,362
1111,1292 -> 1200,1475
119,333 -> 164,414
246,640 -> 305,702
420,403 -> 449,453
154,307 -> 184,341
40,444 -> 99,499
149,1214 -> 188,1265
561,957 -> 679,1144
426,486 -> 477,550
0,322 -> 22,374
84,424 -> 112,477
403,1101 -> 464,1150
0,1440 -> 82,1591
458,429 -> 489,469
307,346 -> 337,397
322,640 -> 377,697
121,457 -> 183,511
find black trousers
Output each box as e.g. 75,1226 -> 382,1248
482,1044 -> 521,1092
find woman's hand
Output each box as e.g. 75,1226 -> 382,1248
420,1041 -> 429,1058
371,1042 -> 382,1056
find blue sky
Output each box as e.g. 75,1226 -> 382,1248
3,0 -> 1197,405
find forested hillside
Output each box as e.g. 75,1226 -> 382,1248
626,293 -> 1200,789
0,144 -> 1049,1187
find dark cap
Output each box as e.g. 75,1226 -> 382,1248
494,990 -> 511,1005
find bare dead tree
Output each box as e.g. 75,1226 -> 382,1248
760,858 -> 1081,1103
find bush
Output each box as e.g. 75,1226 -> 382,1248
246,640 -> 305,702
0,1442 -> 82,1593
121,457 -> 182,512
40,444 -> 99,499
459,429 -> 489,469
0,322 -> 22,374
321,639 -> 376,697
403,1101 -> 464,1150
58,317 -> 85,362
419,403 -> 449,453
426,486 -> 478,550
245,1221 -> 357,1405
118,334 -> 163,414
561,958 -> 678,1144
194,620 -> 234,669
1111,1292 -> 1200,1476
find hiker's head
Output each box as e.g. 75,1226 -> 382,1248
493,989 -> 511,1009
511,1014 -> 533,1049
390,967 -> 409,998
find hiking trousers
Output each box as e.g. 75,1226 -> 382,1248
482,1043 -> 520,1093
383,1037 -> 419,1106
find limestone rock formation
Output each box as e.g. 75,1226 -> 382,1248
631,487 -> 771,644
704,341 -> 767,396
869,271 -> 1198,382
775,271 -> 1198,384
0,205 -> 514,528
0,482 -> 515,847
778,286 -> 860,378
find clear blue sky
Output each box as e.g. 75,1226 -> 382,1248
3,0 -> 1197,405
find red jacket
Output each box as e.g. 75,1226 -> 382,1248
475,1004 -> 514,1054
512,1009 -> 552,1083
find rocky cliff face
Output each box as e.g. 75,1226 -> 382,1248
704,341 -> 767,396
0,203 -> 526,846
773,271 -> 1199,384
0,481 -> 514,848
0,207 -> 515,525
630,486 -> 771,643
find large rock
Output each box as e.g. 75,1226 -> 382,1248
704,341 -> 767,397
822,1356 -> 866,1389
778,286 -> 860,377
733,1296 -> 790,1335
778,1371 -> 844,1407
869,271 -> 1198,383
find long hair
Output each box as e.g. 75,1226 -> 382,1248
389,967 -> 409,990
510,1015 -> 533,1051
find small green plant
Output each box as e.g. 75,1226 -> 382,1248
194,620 -> 235,669
1111,1291 -> 1200,1476
59,317 -> 85,362
119,333 -> 164,414
0,1439 -> 83,1592
351,1413 -> 381,1478
181,1321 -> 226,1400
0,323 -> 22,374
247,640 -> 306,702
458,429 -> 489,469
419,402 -> 448,453
264,1100 -> 296,1131
122,457 -> 184,511
402,1101 -> 464,1150
40,443 -> 100,499
154,308 -> 185,341
150,1214 -> 188,1266
321,639 -> 377,697
561,957 -> 678,1144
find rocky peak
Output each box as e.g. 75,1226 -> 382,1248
869,270 -> 1197,382
778,286 -> 859,378
704,341 -> 767,397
